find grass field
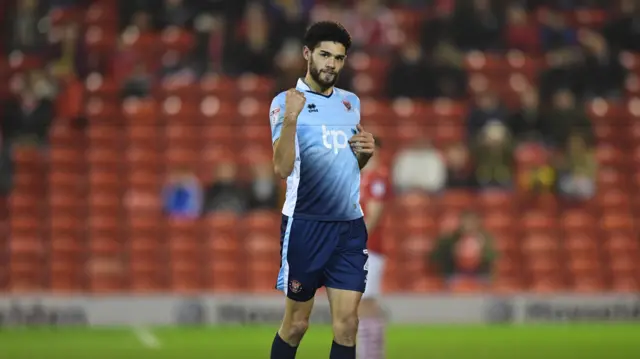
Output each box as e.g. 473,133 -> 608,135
1,324 -> 639,358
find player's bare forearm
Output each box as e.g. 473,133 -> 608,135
357,153 -> 372,170
273,119 -> 297,178
364,201 -> 383,233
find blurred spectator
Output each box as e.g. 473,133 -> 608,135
0,145 -> 13,196
159,0 -> 194,29
269,0 -> 311,49
121,63 -> 153,98
47,23 -> 84,78
430,43 -> 468,99
429,211 -> 497,288
247,161 -> 280,210
467,91 -> 508,139
507,87 -> 551,143
537,8 -> 585,98
226,1 -> 274,75
192,13 -> 226,73
273,39 -> 306,94
50,0 -> 77,8
310,0 -> 346,27
472,122 -> 515,189
162,168 -> 203,219
204,162 -> 247,213
7,0 -> 47,53
398,0 -> 436,7
577,29 -> 625,99
386,41 -> 435,99
516,143 -> 556,194
504,3 -> 540,54
128,10 -> 154,32
545,88 -> 594,147
539,48 -> 583,100
392,138 -> 446,193
421,1 -> 469,98
603,0 -> 640,52
1,77 -> 23,144
347,0 -> 400,50
312,0 -> 399,51
158,50 -> 200,86
113,32 -> 145,85
557,133 -> 597,200
444,143 -> 476,188
540,8 -> 578,52
419,0 -> 455,53
53,69 -> 85,125
119,1 -> 166,31
452,0 -> 503,51
4,71 -> 56,146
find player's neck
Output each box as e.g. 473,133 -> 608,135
303,73 -> 333,96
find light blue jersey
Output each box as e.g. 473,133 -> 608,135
269,78 -> 364,221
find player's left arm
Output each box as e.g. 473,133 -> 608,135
349,124 -> 375,170
364,200 -> 384,233
364,177 -> 389,232
347,95 -> 375,170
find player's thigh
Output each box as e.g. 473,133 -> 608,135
276,216 -> 337,302
326,287 -> 363,328
362,252 -> 385,299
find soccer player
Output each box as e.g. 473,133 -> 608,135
357,138 -> 390,359
269,21 -> 376,359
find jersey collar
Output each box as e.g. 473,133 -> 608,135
296,78 -> 334,98
296,78 -> 311,91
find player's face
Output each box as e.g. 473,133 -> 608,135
306,42 -> 346,89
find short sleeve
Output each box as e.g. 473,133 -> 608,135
269,96 -> 285,144
350,95 -> 362,125
353,95 -> 361,113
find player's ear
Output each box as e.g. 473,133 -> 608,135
303,46 -> 311,61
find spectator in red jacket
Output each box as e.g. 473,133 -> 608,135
505,3 -> 540,53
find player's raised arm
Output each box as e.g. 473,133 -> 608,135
272,89 -> 306,179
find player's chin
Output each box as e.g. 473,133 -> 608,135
320,73 -> 337,84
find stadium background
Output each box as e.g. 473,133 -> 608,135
0,0 -> 639,358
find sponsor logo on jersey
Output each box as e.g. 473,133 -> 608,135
322,125 -> 349,154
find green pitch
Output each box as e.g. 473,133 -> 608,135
1,324 -> 639,358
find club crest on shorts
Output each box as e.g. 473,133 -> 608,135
289,280 -> 302,293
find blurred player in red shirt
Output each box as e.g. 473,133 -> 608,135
357,138 -> 390,359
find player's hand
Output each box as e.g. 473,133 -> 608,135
284,88 -> 306,122
349,124 -> 375,156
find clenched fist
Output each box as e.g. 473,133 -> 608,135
284,88 -> 306,123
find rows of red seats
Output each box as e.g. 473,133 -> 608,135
2,1 -> 639,293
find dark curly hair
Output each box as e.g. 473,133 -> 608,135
303,21 -> 352,52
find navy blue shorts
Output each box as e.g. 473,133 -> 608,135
275,215 -> 369,302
